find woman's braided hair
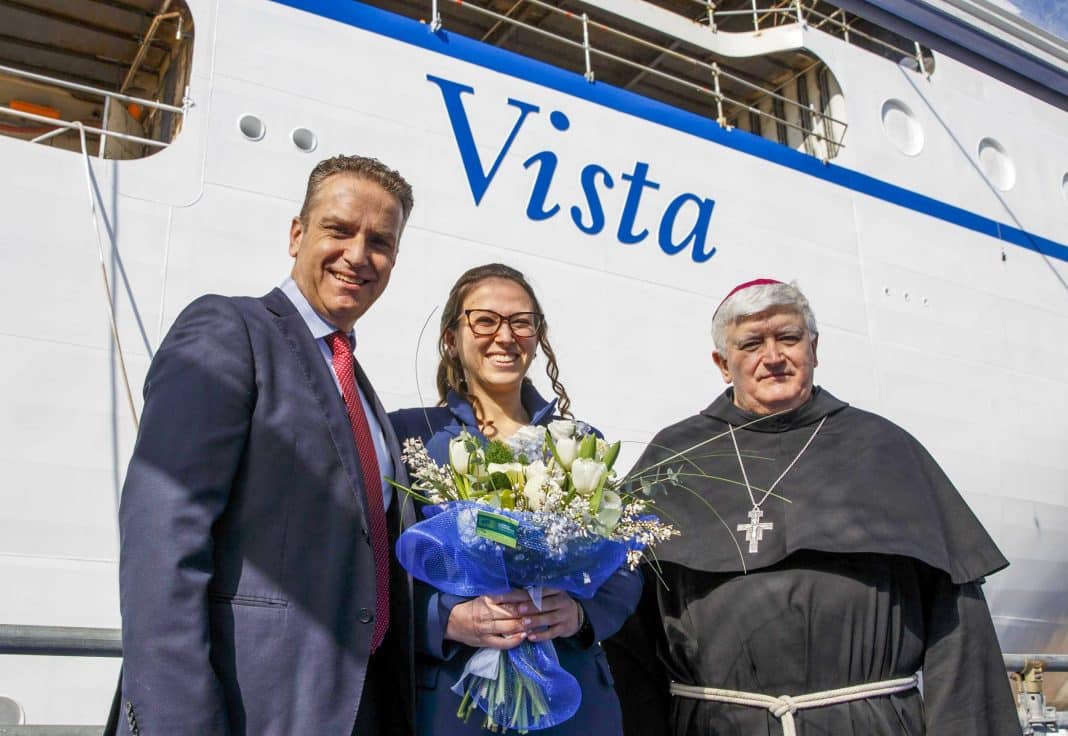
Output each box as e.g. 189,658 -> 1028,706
436,263 -> 572,423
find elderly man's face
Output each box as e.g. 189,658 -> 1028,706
289,174 -> 404,332
713,307 -> 818,415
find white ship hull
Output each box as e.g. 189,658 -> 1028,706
0,0 -> 1065,724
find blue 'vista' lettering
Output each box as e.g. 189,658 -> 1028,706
429,74 -> 717,262
617,162 -> 660,245
523,151 -> 560,221
570,164 -> 613,235
660,194 -> 717,263
428,75 -> 539,205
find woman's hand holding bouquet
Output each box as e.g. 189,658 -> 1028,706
391,420 -> 676,732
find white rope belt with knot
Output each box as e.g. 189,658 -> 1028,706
670,675 -> 919,736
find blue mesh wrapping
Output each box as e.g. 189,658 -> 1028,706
451,640 -> 581,731
395,501 -> 633,730
396,501 -> 629,598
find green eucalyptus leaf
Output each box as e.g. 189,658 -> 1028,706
645,481 -> 667,498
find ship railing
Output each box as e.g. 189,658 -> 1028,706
0,63 -> 189,159
2,624 -> 1068,734
0,626 -> 120,736
0,625 -> 121,659
685,0 -> 931,74
429,0 -> 849,159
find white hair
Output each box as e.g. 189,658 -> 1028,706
711,281 -> 818,354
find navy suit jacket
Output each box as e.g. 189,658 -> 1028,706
389,386 -> 641,736
116,289 -> 415,735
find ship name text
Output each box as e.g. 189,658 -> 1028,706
429,75 -> 717,263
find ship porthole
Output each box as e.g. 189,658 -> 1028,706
977,138 -> 1015,191
237,114 -> 266,142
291,127 -> 318,153
880,99 -> 923,156
0,696 -> 24,725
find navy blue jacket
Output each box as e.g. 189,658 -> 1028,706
390,386 -> 641,736
116,290 -> 415,735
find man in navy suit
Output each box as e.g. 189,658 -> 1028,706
114,156 -> 416,735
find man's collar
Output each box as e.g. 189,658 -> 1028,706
280,277 -> 355,346
700,385 -> 848,431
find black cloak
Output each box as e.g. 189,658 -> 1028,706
604,388 -> 1021,735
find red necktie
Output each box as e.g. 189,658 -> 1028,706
328,331 -> 390,650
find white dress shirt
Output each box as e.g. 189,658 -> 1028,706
280,277 -> 393,510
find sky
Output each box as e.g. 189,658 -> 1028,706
984,0 -> 1068,43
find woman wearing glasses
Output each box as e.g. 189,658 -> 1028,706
390,263 -> 642,735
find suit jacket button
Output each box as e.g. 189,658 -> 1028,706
358,607 -> 374,623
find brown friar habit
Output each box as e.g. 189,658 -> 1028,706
604,387 -> 1021,736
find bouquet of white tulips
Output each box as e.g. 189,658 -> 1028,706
391,420 -> 676,732
398,419 -> 675,568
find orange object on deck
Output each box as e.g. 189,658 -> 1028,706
10,100 -> 61,119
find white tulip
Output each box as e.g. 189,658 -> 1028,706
596,490 -> 623,529
547,419 -> 576,441
555,437 -> 578,470
487,462 -> 525,489
524,460 -> 548,488
449,436 -> 471,475
571,458 -> 607,496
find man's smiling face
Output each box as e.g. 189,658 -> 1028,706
289,174 -> 405,332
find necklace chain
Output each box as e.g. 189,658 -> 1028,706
728,416 -> 826,509
729,416 -> 826,554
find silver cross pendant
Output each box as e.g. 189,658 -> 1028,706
737,506 -> 774,554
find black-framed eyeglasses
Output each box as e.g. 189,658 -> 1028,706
462,309 -> 544,338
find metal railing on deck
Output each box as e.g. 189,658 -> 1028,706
1,624 -> 1067,733
0,626 -> 119,736
0,626 -> 121,658
0,728 -> 104,735
684,0 -> 931,74
427,0 -> 849,157
0,63 -> 190,158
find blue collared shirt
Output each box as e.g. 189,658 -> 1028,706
280,277 -> 393,510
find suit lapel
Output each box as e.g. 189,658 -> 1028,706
261,289 -> 373,528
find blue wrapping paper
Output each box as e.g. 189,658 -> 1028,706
395,501 -> 632,730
